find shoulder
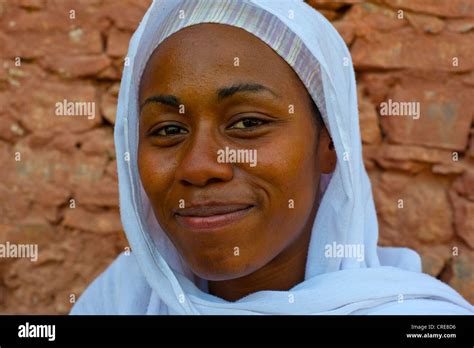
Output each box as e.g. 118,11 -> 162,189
70,252 -> 152,315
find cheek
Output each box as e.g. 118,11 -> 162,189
137,143 -> 178,208
256,122 -> 319,212
249,118 -> 320,249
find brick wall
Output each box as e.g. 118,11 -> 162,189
0,0 -> 472,313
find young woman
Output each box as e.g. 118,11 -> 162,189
71,0 -> 473,314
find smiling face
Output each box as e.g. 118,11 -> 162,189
138,23 -> 335,281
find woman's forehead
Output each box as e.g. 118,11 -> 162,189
139,23 -> 304,102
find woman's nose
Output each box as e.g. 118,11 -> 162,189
175,126 -> 233,187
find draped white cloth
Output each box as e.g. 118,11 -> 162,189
71,0 -> 473,315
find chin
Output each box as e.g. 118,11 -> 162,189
188,254 -> 260,282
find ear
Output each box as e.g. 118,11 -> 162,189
318,127 -> 336,174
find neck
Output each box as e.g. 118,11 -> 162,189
208,202 -> 317,302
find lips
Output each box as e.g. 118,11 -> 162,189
174,203 -> 254,230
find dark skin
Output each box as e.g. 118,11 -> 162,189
138,23 -> 336,302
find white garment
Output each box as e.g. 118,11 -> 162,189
71,0 -> 473,315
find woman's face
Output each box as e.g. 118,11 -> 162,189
138,23 -> 334,281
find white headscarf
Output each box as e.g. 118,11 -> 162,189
71,0 -> 473,315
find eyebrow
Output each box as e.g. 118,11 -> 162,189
140,83 -> 278,110
141,95 -> 181,109
217,83 -> 278,101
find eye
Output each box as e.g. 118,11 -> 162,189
229,118 -> 267,130
150,124 -> 188,137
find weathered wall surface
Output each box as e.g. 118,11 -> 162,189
0,0 -> 472,313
